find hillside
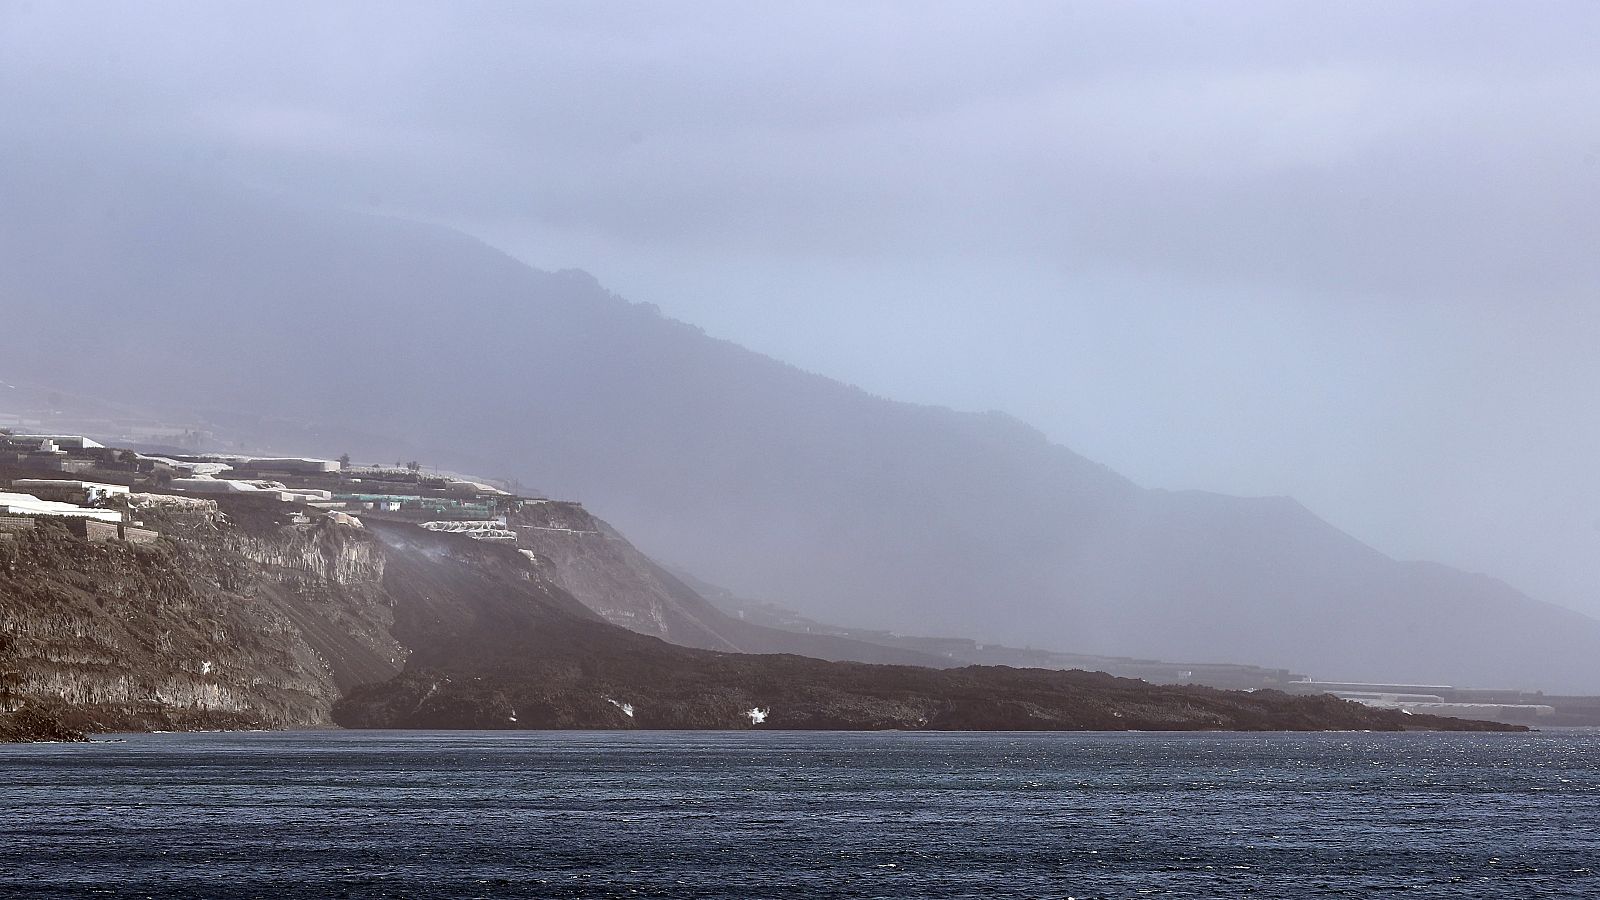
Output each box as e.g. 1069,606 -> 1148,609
506,500 -> 945,665
4,153 -> 1599,691
1,496 -> 1511,736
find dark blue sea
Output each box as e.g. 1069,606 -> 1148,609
1,730 -> 1597,899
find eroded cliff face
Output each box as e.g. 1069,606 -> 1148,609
509,500 -> 742,650
229,520 -> 385,588
209,507 -> 403,692
0,502 -> 401,731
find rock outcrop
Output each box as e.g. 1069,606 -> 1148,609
0,705 -> 87,742
0,502 -> 401,734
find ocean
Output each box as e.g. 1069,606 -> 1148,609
1,730 -> 1596,898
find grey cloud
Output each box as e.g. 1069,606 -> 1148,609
2,0 -> 1598,613
10,3 -> 1596,292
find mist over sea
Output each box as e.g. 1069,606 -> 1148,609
3,730 -> 1596,898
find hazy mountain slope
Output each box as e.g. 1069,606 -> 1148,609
1053,491 -> 1600,688
338,521 -> 1511,733
4,154 -> 1598,690
509,501 -> 947,666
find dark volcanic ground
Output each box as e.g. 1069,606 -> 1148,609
332,520 -> 1516,732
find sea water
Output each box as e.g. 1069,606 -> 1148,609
1,730 -> 1596,898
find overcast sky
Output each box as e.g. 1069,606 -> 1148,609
3,1 -> 1598,612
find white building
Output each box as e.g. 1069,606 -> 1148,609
170,477 -> 333,504
443,479 -> 510,497
0,491 -> 123,523
171,477 -> 280,495
11,479 -> 130,505
236,457 -> 342,474
137,455 -> 234,477
5,434 -> 104,450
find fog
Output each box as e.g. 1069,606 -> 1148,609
3,0 -> 1597,620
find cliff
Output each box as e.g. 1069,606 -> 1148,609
0,499 -> 1524,737
0,502 -> 400,734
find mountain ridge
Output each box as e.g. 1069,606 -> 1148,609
4,154 -> 1597,690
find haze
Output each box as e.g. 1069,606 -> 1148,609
3,0 -> 1597,619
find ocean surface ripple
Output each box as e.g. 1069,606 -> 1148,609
1,730 -> 1597,898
